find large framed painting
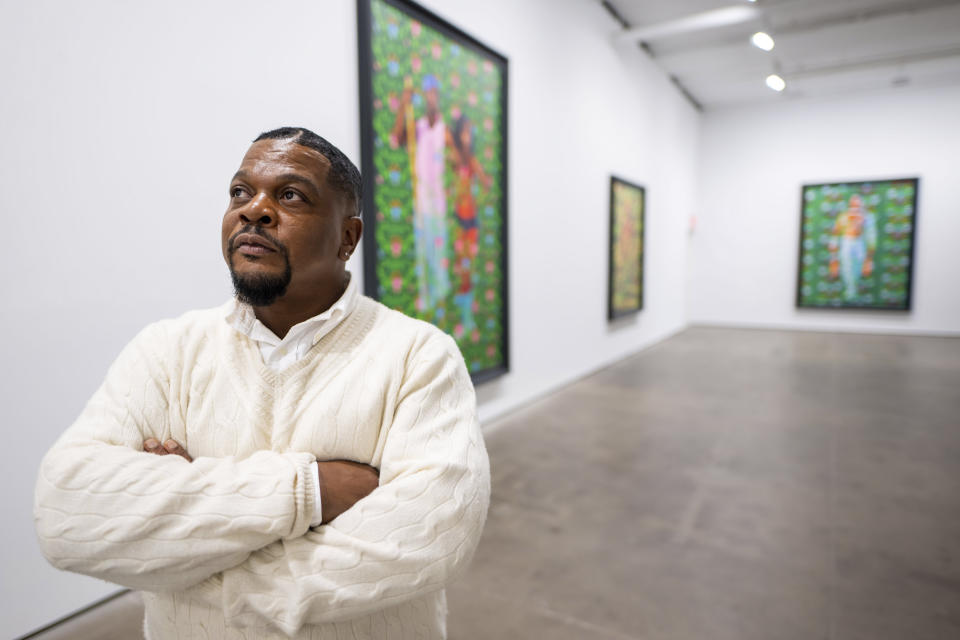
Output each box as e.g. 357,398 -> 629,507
357,0 -> 509,383
608,176 -> 645,320
796,178 -> 918,310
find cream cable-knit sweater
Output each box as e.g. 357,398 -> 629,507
34,295 -> 490,639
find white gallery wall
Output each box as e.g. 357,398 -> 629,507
0,0 -> 698,635
690,84 -> 960,335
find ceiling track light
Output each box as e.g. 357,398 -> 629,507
766,74 -> 786,92
751,31 -> 775,51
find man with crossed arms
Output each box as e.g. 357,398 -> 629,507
35,127 -> 490,639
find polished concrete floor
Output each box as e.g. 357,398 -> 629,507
27,328 -> 960,639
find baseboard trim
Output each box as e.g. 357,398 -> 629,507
689,320 -> 960,338
15,589 -> 131,640
479,323 -> 688,434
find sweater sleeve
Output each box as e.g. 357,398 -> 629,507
33,323 -> 318,592
184,331 -> 491,635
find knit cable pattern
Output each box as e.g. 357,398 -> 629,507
34,297 -> 490,639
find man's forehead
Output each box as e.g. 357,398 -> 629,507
238,139 -> 331,178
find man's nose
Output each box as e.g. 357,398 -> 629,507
239,193 -> 277,226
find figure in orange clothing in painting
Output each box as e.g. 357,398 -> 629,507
828,193 -> 877,301
449,115 -> 491,332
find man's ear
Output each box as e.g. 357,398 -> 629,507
340,216 -> 363,261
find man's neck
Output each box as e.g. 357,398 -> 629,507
252,273 -> 349,340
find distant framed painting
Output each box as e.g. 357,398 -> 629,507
357,0 -> 509,383
796,178 -> 918,310
608,176 -> 645,320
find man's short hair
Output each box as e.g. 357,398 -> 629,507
254,127 -> 362,217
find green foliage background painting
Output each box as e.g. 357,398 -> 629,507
366,0 -> 506,375
610,180 -> 644,315
798,179 -> 916,309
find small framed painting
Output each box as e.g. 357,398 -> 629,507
608,176 -> 645,320
796,178 -> 918,310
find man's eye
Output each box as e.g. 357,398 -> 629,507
281,190 -> 303,201
230,187 -> 247,198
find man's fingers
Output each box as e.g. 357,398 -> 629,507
144,439 -> 167,455
164,440 -> 193,462
142,438 -> 191,461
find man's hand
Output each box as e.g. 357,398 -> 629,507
143,438 -> 193,462
317,460 -> 379,524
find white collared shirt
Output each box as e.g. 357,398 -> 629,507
225,272 -> 359,526
225,272 -> 359,372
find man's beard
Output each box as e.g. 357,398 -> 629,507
227,228 -> 292,307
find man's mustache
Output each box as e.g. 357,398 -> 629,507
228,226 -> 288,256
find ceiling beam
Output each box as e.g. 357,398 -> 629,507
660,44 -> 960,86
784,45 -> 960,80
615,5 -> 760,44
770,0 -> 960,38
650,0 -> 960,56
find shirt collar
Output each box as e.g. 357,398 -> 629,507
225,272 -> 359,345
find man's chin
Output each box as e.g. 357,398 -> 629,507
230,271 -> 290,307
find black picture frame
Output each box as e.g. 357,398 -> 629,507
795,177 -> 919,311
608,176 -> 645,320
357,0 -> 510,384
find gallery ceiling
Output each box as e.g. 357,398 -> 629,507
601,0 -> 960,109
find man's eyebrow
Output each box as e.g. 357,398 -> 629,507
230,170 -> 321,194
275,173 -> 321,191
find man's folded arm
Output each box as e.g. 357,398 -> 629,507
184,333 -> 491,635
33,324 -> 318,592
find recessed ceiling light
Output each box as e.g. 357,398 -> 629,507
766,74 -> 786,92
751,31 -> 775,51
